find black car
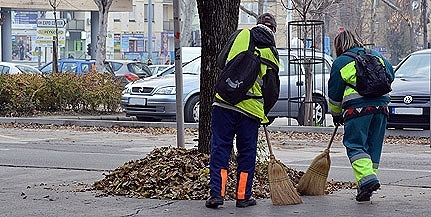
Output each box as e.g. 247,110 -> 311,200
387,49 -> 431,130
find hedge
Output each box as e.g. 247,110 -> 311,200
0,72 -> 124,116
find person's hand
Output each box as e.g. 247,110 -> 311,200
332,115 -> 344,126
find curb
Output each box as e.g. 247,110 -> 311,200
0,116 -> 429,138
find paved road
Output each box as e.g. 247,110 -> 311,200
0,116 -> 430,216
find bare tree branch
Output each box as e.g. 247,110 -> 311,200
282,0 -> 344,20
239,4 -> 258,18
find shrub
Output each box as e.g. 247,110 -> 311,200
0,72 -> 123,116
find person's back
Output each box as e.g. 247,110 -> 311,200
328,29 -> 395,202
206,13 -> 280,209
215,17 -> 280,124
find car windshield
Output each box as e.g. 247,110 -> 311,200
40,63 -> 52,74
16,65 -> 40,74
104,62 -> 114,74
182,57 -> 201,75
110,62 -> 123,71
155,61 -> 191,77
130,63 -> 151,76
396,53 -> 431,78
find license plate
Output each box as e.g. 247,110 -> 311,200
128,97 -> 146,105
391,107 -> 423,115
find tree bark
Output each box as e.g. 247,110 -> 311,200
181,0 -> 197,46
196,0 -> 240,154
93,0 -> 113,72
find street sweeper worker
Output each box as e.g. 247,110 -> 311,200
205,13 -> 280,209
328,29 -> 394,202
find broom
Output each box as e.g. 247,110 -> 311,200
296,125 -> 339,196
264,125 -> 302,205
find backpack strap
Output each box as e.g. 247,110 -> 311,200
342,51 -> 359,91
217,29 -> 243,69
248,32 -> 260,57
344,47 -> 372,58
343,51 -> 358,59
261,57 -> 279,72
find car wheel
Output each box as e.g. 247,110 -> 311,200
136,116 -> 162,122
184,95 -> 199,123
297,96 -> 327,126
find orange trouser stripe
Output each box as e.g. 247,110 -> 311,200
221,169 -> 227,197
237,172 -> 248,200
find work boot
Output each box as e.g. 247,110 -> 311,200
356,181 -> 380,202
236,198 -> 257,208
205,196 -> 224,208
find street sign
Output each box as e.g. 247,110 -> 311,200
36,27 -> 66,47
36,19 -> 65,28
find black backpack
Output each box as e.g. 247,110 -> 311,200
215,34 -> 261,105
344,49 -> 392,98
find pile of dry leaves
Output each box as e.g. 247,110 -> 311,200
94,146 -> 355,200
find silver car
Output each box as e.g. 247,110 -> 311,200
270,48 -> 333,125
106,60 -> 152,79
121,48 -> 333,124
121,58 -> 201,122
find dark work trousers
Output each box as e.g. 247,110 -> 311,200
209,105 -> 259,200
343,112 -> 386,187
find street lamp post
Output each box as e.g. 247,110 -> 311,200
173,0 -> 184,148
147,0 -> 153,62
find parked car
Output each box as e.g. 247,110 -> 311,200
0,62 -> 42,75
145,57 -> 199,80
38,59 -> 138,86
121,48 -> 333,123
181,47 -> 201,62
387,49 -> 431,130
106,60 -> 152,79
39,59 -> 114,75
121,58 -> 201,122
148,64 -> 170,76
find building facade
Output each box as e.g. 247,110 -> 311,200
3,0 -> 430,65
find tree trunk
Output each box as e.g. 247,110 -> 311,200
304,60 -> 313,126
196,0 -> 240,154
181,0 -> 197,47
94,0 -> 113,72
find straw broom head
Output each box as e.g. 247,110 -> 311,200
268,155 -> 303,205
296,148 -> 331,195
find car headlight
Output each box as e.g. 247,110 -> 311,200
155,86 -> 176,95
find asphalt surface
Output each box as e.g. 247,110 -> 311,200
0,114 -> 430,217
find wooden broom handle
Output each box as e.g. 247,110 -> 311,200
327,125 -> 339,150
263,125 -> 274,156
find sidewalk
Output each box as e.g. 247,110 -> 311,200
5,167 -> 430,217
1,114 -> 430,216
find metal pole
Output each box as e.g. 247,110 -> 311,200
148,0 -> 153,61
173,0 -> 185,148
90,11 -> 99,59
422,0 -> 428,48
0,8 -> 12,62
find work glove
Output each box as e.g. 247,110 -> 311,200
332,115 -> 344,126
